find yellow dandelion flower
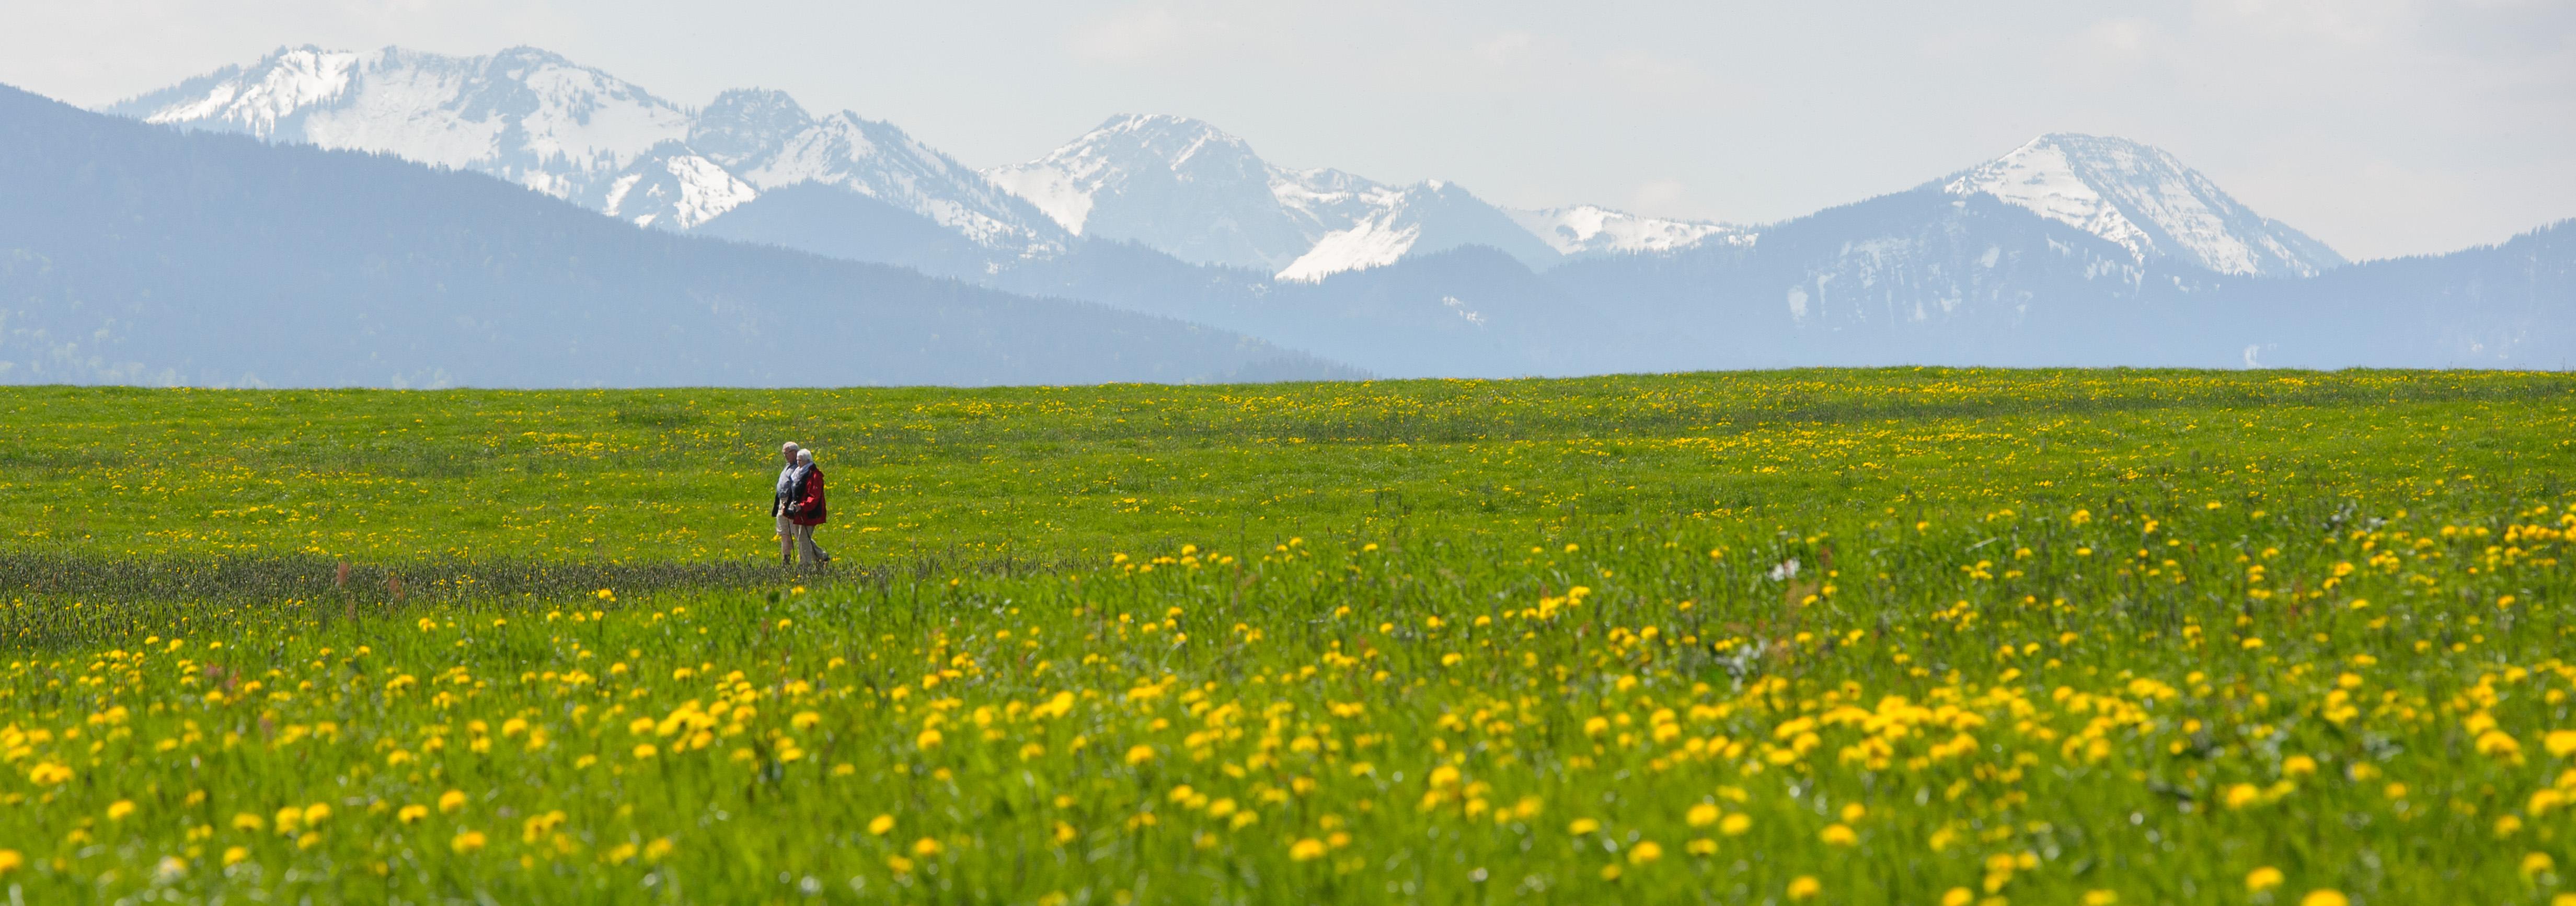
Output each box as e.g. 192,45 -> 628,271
2246,867 -> 2285,892
1787,876 -> 1821,900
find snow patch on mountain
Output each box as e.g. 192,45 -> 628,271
296,58 -> 513,173
113,45 -> 691,202
602,144 -> 757,228
660,155 -> 757,227
987,114 -> 1305,268
1940,134 -> 2344,278
487,52 -> 692,181
110,47 -> 1062,254
984,165 -> 1097,235
993,115 -> 1574,276
1507,205 -> 1751,256
1277,208 -> 1422,281
746,112 -> 1061,251
1271,180 -> 1566,281
141,47 -> 359,136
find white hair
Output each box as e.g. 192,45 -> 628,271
781,441 -> 801,452
796,449 -> 814,464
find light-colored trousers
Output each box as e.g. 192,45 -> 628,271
776,512 -> 823,565
796,524 -> 823,566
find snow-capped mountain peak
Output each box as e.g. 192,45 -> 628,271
986,113 -> 1275,241
107,45 -> 1061,253
108,44 -> 692,200
1939,133 -> 2343,278
744,110 -> 1065,251
601,141 -> 757,229
1092,113 -> 1260,171
137,45 -> 359,137
109,47 -> 2348,295
1277,181 -> 1565,282
689,88 -> 812,168
991,114 -> 1565,276
1275,184 -> 1426,282
1506,205 -> 1753,257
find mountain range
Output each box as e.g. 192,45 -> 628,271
0,84 -> 1348,387
109,45 -> 2362,284
5,42 -> 2563,385
88,47 -> 1763,278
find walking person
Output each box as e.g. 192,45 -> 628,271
784,448 -> 830,568
770,442 -> 803,566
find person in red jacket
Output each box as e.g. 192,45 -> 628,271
784,448 -> 830,568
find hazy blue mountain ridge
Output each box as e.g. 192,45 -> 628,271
1548,189 -> 2250,369
694,185 -> 1643,378
2207,220 -> 2574,368
695,173 -> 2572,374
1545,189 -> 2566,369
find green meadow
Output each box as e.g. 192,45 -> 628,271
0,370 -> 2571,904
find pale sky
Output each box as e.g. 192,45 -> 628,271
5,0 -> 2571,260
